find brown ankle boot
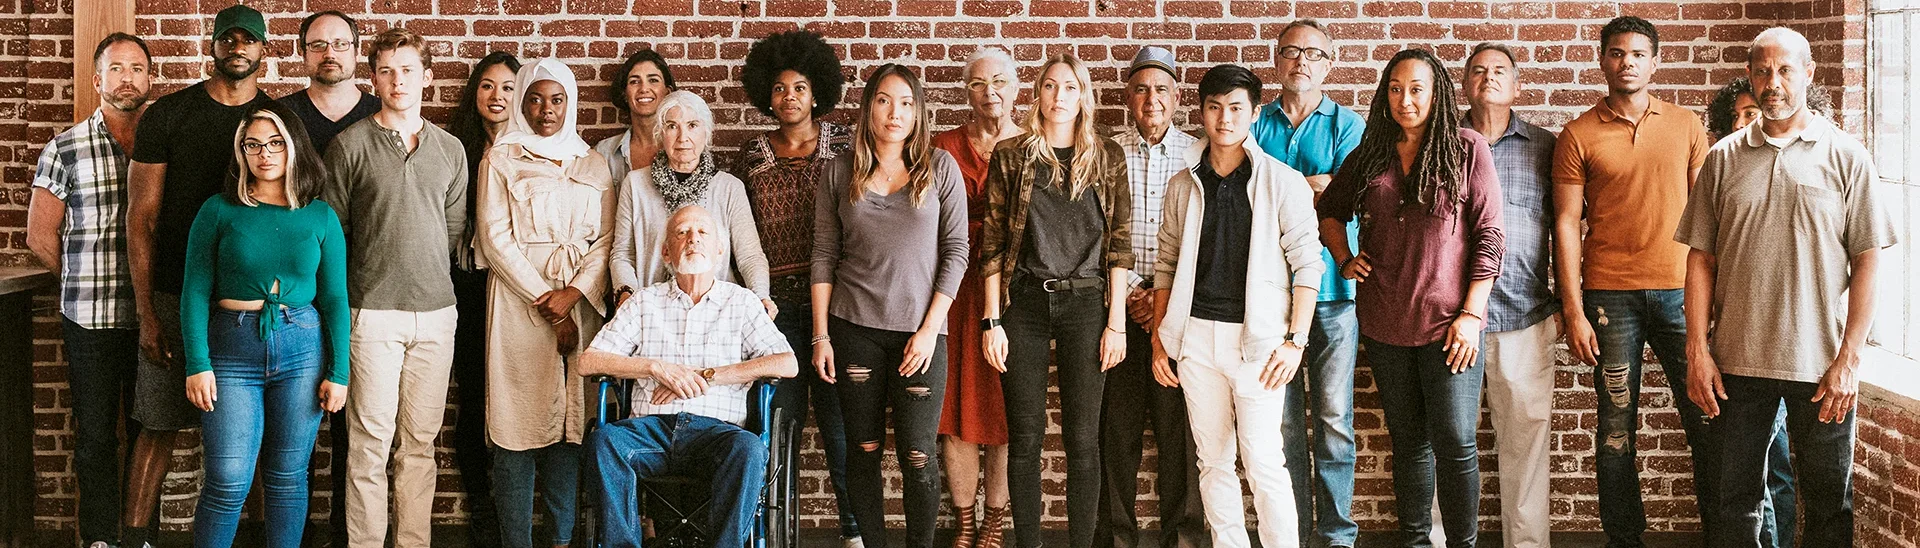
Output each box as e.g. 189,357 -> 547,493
950,504 -> 978,548
976,505 -> 1008,548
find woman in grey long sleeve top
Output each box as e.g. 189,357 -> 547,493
808,64 -> 969,548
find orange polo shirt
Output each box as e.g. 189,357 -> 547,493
1551,97 -> 1710,290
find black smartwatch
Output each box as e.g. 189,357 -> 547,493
980,317 -> 1002,331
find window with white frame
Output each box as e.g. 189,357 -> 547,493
1866,1 -> 1918,399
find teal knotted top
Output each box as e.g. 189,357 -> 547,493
180,196 -> 351,385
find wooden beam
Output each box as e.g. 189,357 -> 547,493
72,0 -> 136,123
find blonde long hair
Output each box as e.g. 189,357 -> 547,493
227,104 -> 324,209
849,64 -> 935,207
1017,54 -> 1105,199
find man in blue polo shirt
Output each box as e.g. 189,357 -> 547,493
1248,17 -> 1366,548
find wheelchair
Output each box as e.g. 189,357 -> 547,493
586,376 -> 800,548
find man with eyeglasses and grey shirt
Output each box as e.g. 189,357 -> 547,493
1247,18 -> 1365,548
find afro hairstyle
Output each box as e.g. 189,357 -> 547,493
741,30 -> 845,120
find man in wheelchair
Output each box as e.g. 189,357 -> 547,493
578,205 -> 798,548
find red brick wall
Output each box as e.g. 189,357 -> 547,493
1,0 -> 1889,540
1857,385 -> 1920,548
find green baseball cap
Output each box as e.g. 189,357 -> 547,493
211,4 -> 267,42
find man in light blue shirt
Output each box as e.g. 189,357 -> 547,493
1247,18 -> 1365,548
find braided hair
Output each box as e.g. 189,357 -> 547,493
1331,48 -> 1468,217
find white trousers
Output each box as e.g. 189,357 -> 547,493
1178,319 -> 1300,548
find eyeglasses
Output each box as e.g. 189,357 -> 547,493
305,39 -> 354,53
241,140 -> 288,156
1278,46 -> 1332,62
967,78 -> 1014,93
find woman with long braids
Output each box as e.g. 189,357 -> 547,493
736,30 -> 864,546
1316,48 -> 1504,548
595,49 -> 677,186
811,64 -> 969,548
930,46 -> 1019,548
979,54 -> 1132,548
444,51 -> 518,544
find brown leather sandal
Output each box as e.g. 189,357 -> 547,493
950,504 -> 978,548
975,505 -> 1009,548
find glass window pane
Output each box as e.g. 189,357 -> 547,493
1871,13 -> 1907,181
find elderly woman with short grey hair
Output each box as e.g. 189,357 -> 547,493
608,90 -> 772,312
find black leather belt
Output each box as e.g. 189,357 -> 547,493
1017,276 -> 1105,293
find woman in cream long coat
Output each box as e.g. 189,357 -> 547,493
472,57 -> 616,548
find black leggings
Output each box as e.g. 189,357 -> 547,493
830,316 -> 949,548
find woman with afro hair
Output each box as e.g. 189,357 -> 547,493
735,29 -> 864,548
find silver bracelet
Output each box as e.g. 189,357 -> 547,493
811,334 -> 831,344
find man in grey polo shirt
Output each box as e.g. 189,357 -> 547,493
1677,27 -> 1896,548
320,27 -> 468,548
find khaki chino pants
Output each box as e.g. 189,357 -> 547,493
344,306 -> 458,548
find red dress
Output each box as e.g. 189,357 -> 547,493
933,128 -> 1008,445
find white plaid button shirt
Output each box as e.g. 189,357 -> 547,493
31,109 -> 137,329
1113,127 -> 1199,288
588,280 -> 792,425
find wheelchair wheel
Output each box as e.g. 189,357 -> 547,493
764,407 -> 800,548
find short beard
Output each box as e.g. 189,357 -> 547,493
103,90 -> 150,112
216,56 -> 260,81
671,255 -> 714,276
1760,90 -> 1801,121
313,67 -> 350,86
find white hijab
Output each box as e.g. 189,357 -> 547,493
495,58 -> 591,160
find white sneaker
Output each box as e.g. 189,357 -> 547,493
85,542 -> 113,548
843,536 -> 866,548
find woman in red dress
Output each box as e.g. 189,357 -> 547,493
931,46 -> 1022,548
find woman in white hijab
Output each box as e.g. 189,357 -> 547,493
472,57 -> 615,548
608,90 -> 772,312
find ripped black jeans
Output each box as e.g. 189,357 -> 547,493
829,316 -> 949,548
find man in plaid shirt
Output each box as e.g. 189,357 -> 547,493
26,33 -> 155,548
581,205 -> 798,548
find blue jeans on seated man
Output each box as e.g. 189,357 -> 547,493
1282,300 -> 1359,548
193,306 -> 328,548
492,442 -> 580,548
1713,374 -> 1853,548
590,412 -> 767,548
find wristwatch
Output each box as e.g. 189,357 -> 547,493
981,317 -> 1002,331
699,368 -> 716,381
1283,331 -> 1309,348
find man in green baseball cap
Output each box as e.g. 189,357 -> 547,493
120,7 -> 274,542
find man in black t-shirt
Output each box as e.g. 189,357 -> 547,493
278,10 -> 379,153
276,11 -> 381,546
122,5 -> 275,543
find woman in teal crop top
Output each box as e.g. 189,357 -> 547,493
179,103 -> 349,548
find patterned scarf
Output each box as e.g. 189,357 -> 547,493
650,150 -> 718,210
